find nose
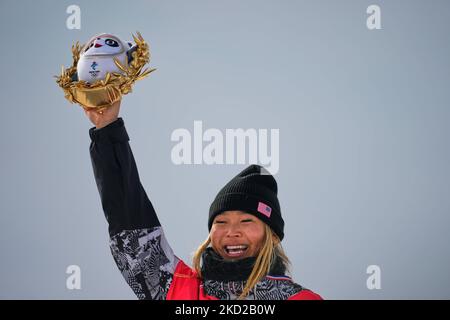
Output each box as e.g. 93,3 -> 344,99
225,223 -> 243,237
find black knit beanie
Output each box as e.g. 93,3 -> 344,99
208,164 -> 284,241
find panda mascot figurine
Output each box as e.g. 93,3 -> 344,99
76,33 -> 135,84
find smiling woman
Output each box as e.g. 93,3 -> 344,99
193,212 -> 292,299
87,111 -> 322,300
187,165 -> 321,300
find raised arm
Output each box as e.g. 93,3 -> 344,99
85,102 -> 179,299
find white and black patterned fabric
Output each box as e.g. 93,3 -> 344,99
202,278 -> 304,300
110,227 -> 179,300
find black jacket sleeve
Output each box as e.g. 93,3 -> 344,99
88,118 -> 180,300
88,117 -> 161,237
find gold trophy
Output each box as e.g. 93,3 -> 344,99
56,32 -> 155,113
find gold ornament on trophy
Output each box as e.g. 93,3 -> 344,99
55,32 -> 155,112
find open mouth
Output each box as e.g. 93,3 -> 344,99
223,245 -> 249,258
94,43 -> 103,48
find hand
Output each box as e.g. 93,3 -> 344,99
83,100 -> 121,129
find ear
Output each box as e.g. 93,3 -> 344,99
126,45 -> 138,65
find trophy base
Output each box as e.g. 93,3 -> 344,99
70,84 -> 122,110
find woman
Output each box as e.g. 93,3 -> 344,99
84,101 -> 322,300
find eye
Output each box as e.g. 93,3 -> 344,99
214,220 -> 226,224
241,219 -> 253,223
105,38 -> 119,47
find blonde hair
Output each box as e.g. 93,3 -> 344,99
192,224 -> 291,300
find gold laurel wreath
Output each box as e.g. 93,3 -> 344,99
55,32 -> 155,111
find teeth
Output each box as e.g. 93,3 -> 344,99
225,245 -> 248,255
226,245 -> 248,250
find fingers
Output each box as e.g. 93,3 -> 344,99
82,106 -> 101,115
81,104 -> 115,116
